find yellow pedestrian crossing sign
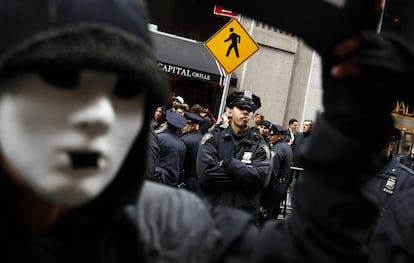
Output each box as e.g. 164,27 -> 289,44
205,18 -> 259,75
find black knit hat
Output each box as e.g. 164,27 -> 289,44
0,0 -> 168,106
0,0 -> 170,206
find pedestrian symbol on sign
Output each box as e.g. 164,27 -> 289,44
224,28 -> 241,58
205,18 -> 259,74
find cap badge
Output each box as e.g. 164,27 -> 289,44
244,90 -> 253,99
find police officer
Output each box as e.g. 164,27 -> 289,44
260,124 -> 293,221
196,90 -> 272,221
368,128 -> 414,216
180,111 -> 204,192
154,111 -> 187,186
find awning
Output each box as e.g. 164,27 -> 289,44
150,30 -> 237,86
393,113 -> 414,132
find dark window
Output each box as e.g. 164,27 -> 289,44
381,0 -> 414,45
147,0 -> 231,42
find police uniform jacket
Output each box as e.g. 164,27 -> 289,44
181,130 -> 203,178
399,154 -> 414,171
196,125 -> 272,216
180,130 -> 203,191
368,156 -> 414,216
155,129 -> 186,186
271,140 -> 294,181
369,189 -> 414,263
260,139 -> 293,219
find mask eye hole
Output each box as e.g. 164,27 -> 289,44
113,75 -> 141,100
35,64 -> 79,89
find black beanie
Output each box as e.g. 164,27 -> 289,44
0,0 -> 168,106
0,0 -> 170,206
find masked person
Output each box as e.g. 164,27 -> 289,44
5,1 -> 410,263
0,1 -> 221,262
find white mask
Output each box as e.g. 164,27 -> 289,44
0,70 -> 145,206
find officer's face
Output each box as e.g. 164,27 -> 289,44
0,70 -> 145,206
230,106 -> 253,131
268,133 -> 282,144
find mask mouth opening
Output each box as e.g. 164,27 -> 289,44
69,151 -> 101,169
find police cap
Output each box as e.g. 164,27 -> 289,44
269,124 -> 288,135
260,120 -> 272,129
166,111 -> 187,129
226,90 -> 261,112
184,112 -> 203,124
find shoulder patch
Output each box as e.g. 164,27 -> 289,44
201,133 -> 214,145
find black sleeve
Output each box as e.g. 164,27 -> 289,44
369,190 -> 414,263
248,115 -> 382,263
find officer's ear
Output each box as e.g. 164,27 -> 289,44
228,107 -> 234,117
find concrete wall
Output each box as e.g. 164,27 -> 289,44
235,17 -> 323,130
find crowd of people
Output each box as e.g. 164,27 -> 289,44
149,88 -> 316,221
2,0 -> 414,262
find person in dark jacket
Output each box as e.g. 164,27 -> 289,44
327,28 -> 414,263
368,128 -> 414,216
4,1 -> 411,263
196,90 -> 273,221
260,124 -> 293,221
0,1 -> 223,263
191,103 -> 214,135
154,111 -> 187,186
288,119 -> 313,185
146,128 -> 161,182
180,111 -> 204,192
191,1 -> 407,263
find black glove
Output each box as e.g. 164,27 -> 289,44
321,31 -> 414,151
358,31 -> 414,104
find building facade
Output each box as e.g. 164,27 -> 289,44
148,0 -> 414,146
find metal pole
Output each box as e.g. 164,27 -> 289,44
218,70 -> 231,117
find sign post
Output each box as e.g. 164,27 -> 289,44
217,71 -> 231,118
204,18 -> 259,117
